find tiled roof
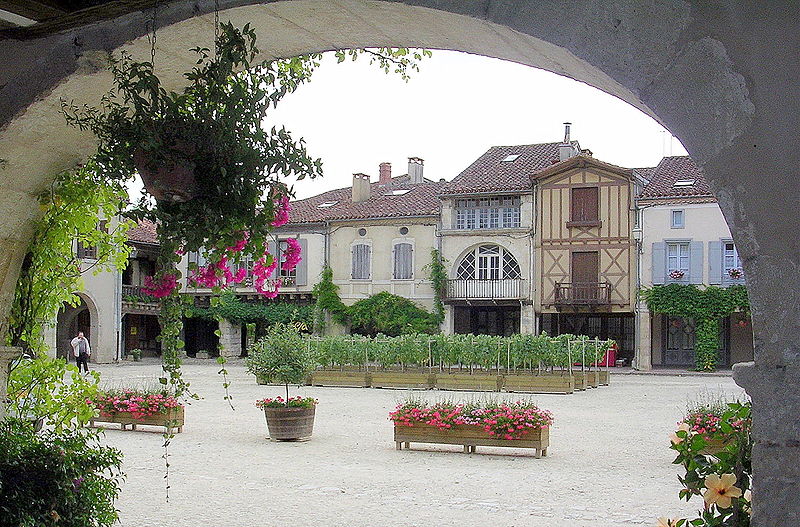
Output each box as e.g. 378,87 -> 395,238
639,156 -> 715,201
531,154 -> 632,181
632,167 -> 655,184
126,218 -> 159,245
441,142 -> 571,195
288,175 -> 447,224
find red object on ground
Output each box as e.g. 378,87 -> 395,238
597,344 -> 617,367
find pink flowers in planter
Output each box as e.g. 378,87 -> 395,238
669,269 -> 685,280
389,401 -> 553,440
89,389 -> 181,421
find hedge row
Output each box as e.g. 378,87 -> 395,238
307,333 -> 615,371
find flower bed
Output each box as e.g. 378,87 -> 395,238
390,400 -> 553,457
89,389 -> 184,432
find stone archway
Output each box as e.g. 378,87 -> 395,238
0,2 -> 797,525
55,292 -> 99,361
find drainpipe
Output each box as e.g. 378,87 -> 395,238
530,184 -> 537,334
114,263 -> 122,361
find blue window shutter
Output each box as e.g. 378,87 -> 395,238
708,241 -> 723,285
689,241 -> 704,284
268,240 -> 278,274
651,242 -> 666,285
295,238 -> 308,286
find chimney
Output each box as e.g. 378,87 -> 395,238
559,122 -> 576,162
379,162 -> 392,184
408,157 -> 424,184
351,173 -> 371,203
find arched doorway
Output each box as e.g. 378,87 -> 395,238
55,294 -> 98,361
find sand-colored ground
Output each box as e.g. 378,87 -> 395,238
92,361 -> 745,527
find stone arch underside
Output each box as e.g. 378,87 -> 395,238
0,2 -> 798,525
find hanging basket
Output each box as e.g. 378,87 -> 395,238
133,142 -> 198,203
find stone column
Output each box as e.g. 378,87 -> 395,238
0,346 -> 22,419
217,319 -> 241,358
635,305 -> 652,370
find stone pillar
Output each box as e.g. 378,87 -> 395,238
520,303 -> 536,334
217,319 -> 241,358
0,346 -> 21,419
635,305 -> 652,370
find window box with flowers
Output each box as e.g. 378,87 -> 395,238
390,400 -> 553,457
88,389 -> 184,432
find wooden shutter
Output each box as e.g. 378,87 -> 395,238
651,242 -> 666,285
571,187 -> 599,221
267,240 -> 278,276
708,241 -> 723,285
571,251 -> 599,283
295,239 -> 308,286
393,243 -> 413,279
689,241 -> 704,284
352,244 -> 370,279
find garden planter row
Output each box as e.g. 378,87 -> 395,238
304,370 -> 610,394
394,423 -> 550,458
89,406 -> 185,433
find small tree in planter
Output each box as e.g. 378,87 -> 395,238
246,323 -> 316,440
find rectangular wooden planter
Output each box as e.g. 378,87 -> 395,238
598,370 -> 611,386
572,372 -> 589,391
394,423 -> 549,458
586,370 -> 600,388
435,373 -> 502,392
309,370 -> 371,388
503,373 -> 575,394
90,406 -> 184,433
370,371 -> 435,389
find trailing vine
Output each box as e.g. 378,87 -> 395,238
185,290 -> 313,327
426,249 -> 447,326
641,284 -> 750,371
311,266 -> 349,327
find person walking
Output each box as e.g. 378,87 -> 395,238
71,331 -> 91,373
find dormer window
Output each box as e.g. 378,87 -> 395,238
454,197 -> 521,230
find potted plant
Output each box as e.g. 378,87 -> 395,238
130,348 -> 143,362
247,323 -> 316,441
669,269 -> 686,280
727,268 -> 743,279
88,387 -> 184,432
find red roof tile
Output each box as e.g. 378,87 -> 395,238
288,175 -> 447,224
126,218 -> 159,245
639,156 -> 715,201
441,142 -> 572,195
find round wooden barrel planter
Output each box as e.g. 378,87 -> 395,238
264,405 -> 316,441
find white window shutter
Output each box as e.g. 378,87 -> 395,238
689,241 -> 704,284
708,241 -> 723,285
295,239 -> 308,285
651,242 -> 666,285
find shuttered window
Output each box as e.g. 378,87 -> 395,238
351,244 -> 371,280
570,187 -> 599,222
393,243 -> 413,280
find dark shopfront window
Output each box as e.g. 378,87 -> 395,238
540,313 -> 635,360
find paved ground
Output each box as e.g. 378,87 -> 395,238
92,361 -> 746,527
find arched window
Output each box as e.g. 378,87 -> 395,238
456,245 -> 521,280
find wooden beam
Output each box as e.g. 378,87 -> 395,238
0,1 -> 66,21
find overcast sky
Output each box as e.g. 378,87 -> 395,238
266,50 -> 687,200
128,50 -> 686,202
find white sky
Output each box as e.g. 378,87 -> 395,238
128,50 -> 686,201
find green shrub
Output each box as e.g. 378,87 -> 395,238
347,292 -> 439,336
245,323 -> 314,387
0,419 -> 123,527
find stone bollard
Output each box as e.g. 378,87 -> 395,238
0,346 -> 22,420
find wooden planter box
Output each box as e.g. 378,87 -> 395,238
435,373 -> 502,392
503,373 -> 575,394
394,423 -> 549,458
598,370 -> 611,386
90,406 -> 184,433
370,371 -> 435,389
586,370 -> 600,388
309,370 -> 371,388
572,372 -> 589,391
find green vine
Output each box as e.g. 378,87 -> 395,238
427,249 -> 446,326
311,266 -> 349,327
185,290 -> 313,326
641,284 -> 750,371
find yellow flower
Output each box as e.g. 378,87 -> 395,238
656,517 -> 681,527
703,473 -> 743,509
670,423 -> 692,445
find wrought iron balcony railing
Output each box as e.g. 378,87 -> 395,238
554,282 -> 612,305
445,279 -> 525,300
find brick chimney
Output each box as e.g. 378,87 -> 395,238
379,162 -> 392,184
352,173 -> 371,203
408,157 -> 424,184
559,122 -> 577,162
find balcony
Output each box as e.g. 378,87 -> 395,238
554,282 -> 611,307
445,279 -> 525,300
121,285 -> 160,314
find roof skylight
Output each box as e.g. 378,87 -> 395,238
673,179 -> 695,187
502,154 -> 521,163
317,201 -> 338,208
390,189 -> 411,196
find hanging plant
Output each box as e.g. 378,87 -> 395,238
669,269 -> 686,280
727,268 -> 743,279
